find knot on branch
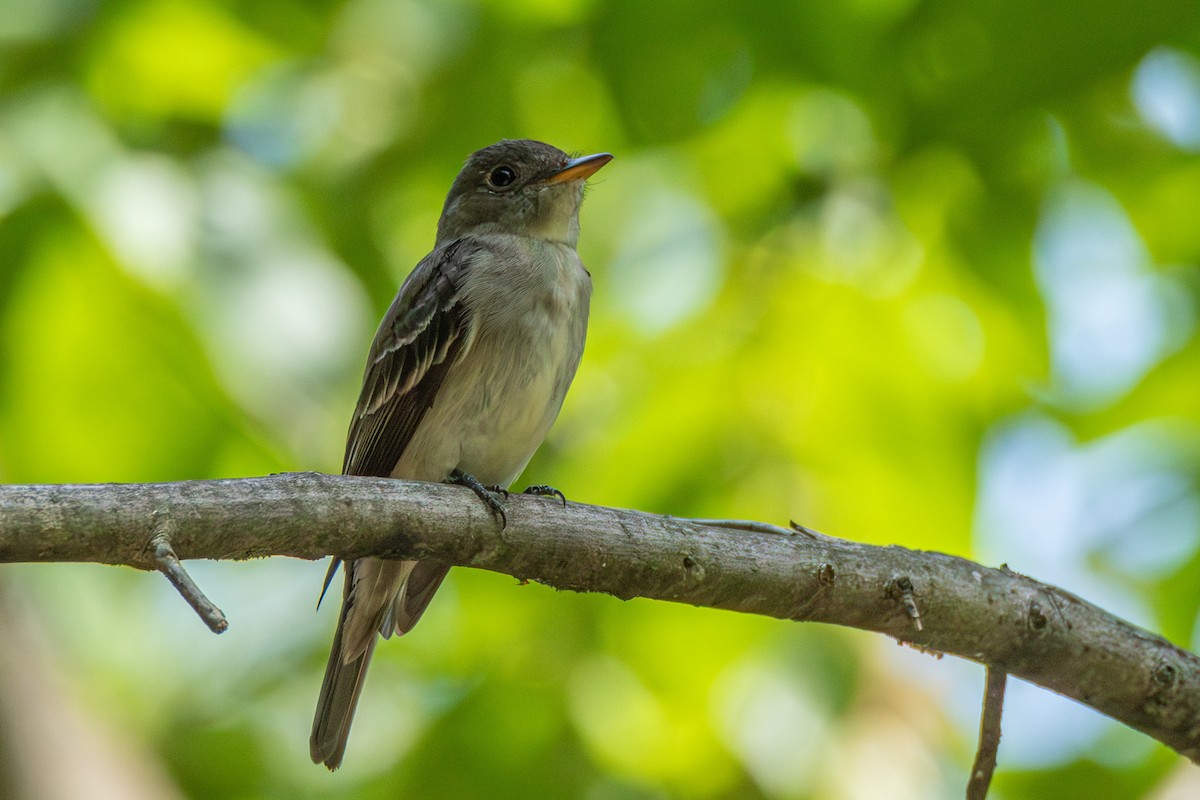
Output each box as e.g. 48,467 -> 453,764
889,574 -> 923,632
1027,601 -> 1048,632
1147,656 -> 1184,716
1153,662 -> 1177,690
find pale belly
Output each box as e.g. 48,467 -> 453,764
412,339 -> 574,484
390,244 -> 589,486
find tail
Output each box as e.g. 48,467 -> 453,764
309,604 -> 376,769
310,558 -> 410,769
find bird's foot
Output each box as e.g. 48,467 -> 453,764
486,484 -> 510,500
523,484 -> 567,507
449,469 -> 507,527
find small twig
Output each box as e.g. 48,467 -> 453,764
967,667 -> 1007,800
150,524 -> 228,634
690,518 -> 798,536
790,520 -> 841,541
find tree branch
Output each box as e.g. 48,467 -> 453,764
1,472 -> 1197,763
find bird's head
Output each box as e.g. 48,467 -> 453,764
436,139 -> 612,247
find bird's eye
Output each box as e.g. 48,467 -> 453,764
487,166 -> 517,188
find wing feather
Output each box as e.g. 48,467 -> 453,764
342,238 -> 480,478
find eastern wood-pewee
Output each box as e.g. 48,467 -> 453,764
310,139 -> 612,769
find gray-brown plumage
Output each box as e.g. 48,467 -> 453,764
310,140 -> 611,769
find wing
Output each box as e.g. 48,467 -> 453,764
342,238 -> 481,478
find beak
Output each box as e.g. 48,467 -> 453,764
544,152 -> 614,184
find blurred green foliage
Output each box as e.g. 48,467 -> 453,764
1,0 -> 1199,797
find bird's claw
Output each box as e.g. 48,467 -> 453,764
449,469 -> 507,527
523,484 -> 567,507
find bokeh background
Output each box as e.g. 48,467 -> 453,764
2,0 -> 1200,797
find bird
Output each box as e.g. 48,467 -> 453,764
310,139 -> 612,769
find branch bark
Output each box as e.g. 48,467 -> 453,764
1,472 -> 1197,762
